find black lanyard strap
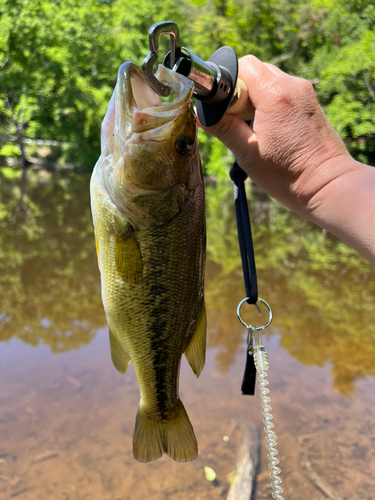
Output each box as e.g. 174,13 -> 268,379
230,160 -> 258,396
230,161 -> 258,305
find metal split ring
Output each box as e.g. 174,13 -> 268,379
236,297 -> 273,331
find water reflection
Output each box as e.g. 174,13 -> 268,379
0,168 -> 104,352
205,182 -> 375,395
1,169 -> 375,395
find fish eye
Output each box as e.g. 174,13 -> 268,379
175,135 -> 193,155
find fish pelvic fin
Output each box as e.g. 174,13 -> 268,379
133,399 -> 198,463
184,301 -> 207,377
109,327 -> 131,374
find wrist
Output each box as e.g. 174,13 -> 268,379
294,154 -> 358,216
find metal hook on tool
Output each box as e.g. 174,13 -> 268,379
142,21 -> 181,97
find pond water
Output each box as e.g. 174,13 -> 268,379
1,168 -> 375,500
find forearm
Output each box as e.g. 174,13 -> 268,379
304,158 -> 375,265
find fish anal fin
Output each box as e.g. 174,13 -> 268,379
184,301 -> 207,378
109,327 -> 131,374
113,225 -> 143,284
133,399 -> 197,463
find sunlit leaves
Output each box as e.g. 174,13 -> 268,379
0,0 -> 114,166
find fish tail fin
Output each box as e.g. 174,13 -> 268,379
162,399 -> 198,462
133,399 -> 198,463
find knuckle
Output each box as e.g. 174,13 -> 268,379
272,77 -> 316,109
241,54 -> 258,65
239,54 -> 261,75
298,78 -> 315,95
271,84 -> 293,107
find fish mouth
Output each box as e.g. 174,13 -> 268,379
116,62 -> 194,137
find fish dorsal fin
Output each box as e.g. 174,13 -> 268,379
113,225 -> 143,284
184,301 -> 207,378
109,327 -> 131,374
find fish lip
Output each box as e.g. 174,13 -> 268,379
117,62 -> 194,133
144,64 -> 194,113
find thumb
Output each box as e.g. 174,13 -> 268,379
197,113 -> 255,167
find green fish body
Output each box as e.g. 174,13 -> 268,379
90,62 -> 206,463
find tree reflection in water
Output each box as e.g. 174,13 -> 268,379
0,168 -> 104,352
1,169 -> 375,395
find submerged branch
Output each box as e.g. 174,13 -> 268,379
305,461 -> 342,500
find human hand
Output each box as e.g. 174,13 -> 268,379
198,55 -> 354,217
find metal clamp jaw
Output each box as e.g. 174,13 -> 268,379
142,21 -> 239,127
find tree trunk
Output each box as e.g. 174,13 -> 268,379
4,97 -> 30,169
16,124 -> 30,170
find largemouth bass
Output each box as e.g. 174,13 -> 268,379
90,62 -> 206,463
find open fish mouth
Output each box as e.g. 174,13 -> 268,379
99,62 -> 195,161
117,62 -> 194,135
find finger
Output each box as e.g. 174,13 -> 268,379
198,113 -> 258,168
226,78 -> 255,121
263,62 -> 287,77
237,55 -> 277,108
198,112 -> 252,146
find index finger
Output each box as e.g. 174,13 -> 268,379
238,55 -> 278,108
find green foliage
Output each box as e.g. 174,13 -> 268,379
198,130 -> 233,180
111,0 -> 187,68
317,30 -> 375,162
0,144 -> 21,157
297,1 -> 375,164
0,0 -> 115,167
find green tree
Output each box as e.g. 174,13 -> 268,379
111,0 -> 187,68
0,0 -> 115,168
0,0 -> 189,168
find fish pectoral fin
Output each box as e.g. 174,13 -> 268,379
184,301 -> 207,378
94,230 -> 100,260
133,399 -> 197,463
109,327 -> 131,374
94,230 -> 101,272
113,224 -> 143,284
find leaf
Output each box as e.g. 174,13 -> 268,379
204,466 -> 216,481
